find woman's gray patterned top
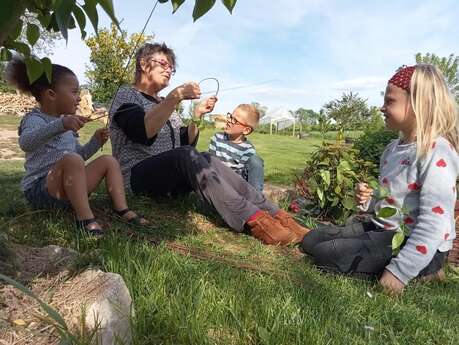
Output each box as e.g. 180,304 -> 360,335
18,108 -> 101,192
109,86 -> 184,192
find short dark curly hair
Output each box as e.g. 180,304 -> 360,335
134,42 -> 177,83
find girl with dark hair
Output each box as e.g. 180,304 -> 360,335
6,57 -> 148,235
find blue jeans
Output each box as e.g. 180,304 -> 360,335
243,154 -> 264,192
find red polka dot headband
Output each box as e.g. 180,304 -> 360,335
388,65 -> 416,92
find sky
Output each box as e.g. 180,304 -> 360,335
49,0 -> 459,114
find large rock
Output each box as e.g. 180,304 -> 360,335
76,270 -> 133,345
1,245 -> 133,345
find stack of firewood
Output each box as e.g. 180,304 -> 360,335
0,92 -> 37,116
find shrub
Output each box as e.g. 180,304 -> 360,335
354,129 -> 398,176
296,143 -> 376,224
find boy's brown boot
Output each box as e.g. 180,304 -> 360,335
273,210 -> 311,244
247,211 -> 297,246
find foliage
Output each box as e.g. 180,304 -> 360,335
415,52 -> 458,103
368,180 -> 410,254
322,92 -> 371,132
354,128 -> 398,176
85,24 -> 152,103
293,107 -> 320,126
0,0 -> 237,84
0,0 -> 119,84
363,106 -> 385,131
296,143 -> 377,224
19,11 -> 63,56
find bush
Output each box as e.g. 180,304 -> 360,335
354,129 -> 398,176
296,143 -> 376,224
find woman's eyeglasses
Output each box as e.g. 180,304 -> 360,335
226,112 -> 252,130
151,59 -> 176,75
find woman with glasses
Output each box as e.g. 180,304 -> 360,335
109,42 -> 310,246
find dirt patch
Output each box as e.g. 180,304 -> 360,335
0,245 -> 107,345
0,129 -> 23,160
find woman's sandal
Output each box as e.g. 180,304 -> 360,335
113,208 -> 149,226
76,218 -> 104,237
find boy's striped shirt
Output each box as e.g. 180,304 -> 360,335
209,132 -> 256,175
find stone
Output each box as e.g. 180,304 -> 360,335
81,270 -> 133,345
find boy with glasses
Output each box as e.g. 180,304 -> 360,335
209,104 -> 264,192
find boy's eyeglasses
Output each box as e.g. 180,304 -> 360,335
150,59 -> 176,75
227,112 -> 253,131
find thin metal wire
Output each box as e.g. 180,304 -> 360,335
198,77 -> 220,97
89,79 -> 278,122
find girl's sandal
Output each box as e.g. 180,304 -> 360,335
76,218 -> 104,237
114,208 -> 149,226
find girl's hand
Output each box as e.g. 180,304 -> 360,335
379,269 -> 405,296
94,128 -> 109,145
168,82 -> 201,101
194,96 -> 218,118
62,115 -> 89,132
355,182 -> 373,205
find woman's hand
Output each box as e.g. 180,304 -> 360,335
355,182 -> 373,205
194,96 -> 218,118
94,128 -> 110,145
167,82 -> 201,101
379,269 -> 405,296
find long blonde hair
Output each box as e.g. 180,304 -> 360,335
410,64 -> 459,157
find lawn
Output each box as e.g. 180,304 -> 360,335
1,114 -> 459,345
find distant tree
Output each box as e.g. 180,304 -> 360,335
363,106 -> 385,131
322,92 -> 371,131
85,24 -> 153,103
251,101 -> 267,118
415,53 -> 458,103
294,108 -> 319,127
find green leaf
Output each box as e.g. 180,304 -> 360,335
172,0 -> 186,13
72,4 -> 87,39
368,180 -> 379,190
37,13 -> 52,28
9,18 -> 23,40
377,206 -> 397,218
317,188 -> 324,202
334,185 -> 341,194
221,0 -> 237,13
342,196 -> 354,210
83,0 -> 99,34
98,0 -> 119,26
26,23 -> 40,46
24,57 -> 44,84
392,231 -> 405,252
319,170 -> 330,187
41,57 -> 53,83
0,48 -> 12,61
339,160 -> 352,171
193,0 -> 216,21
55,0 -> 75,41
11,41 -> 31,56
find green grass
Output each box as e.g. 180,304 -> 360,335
1,114 -> 459,345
